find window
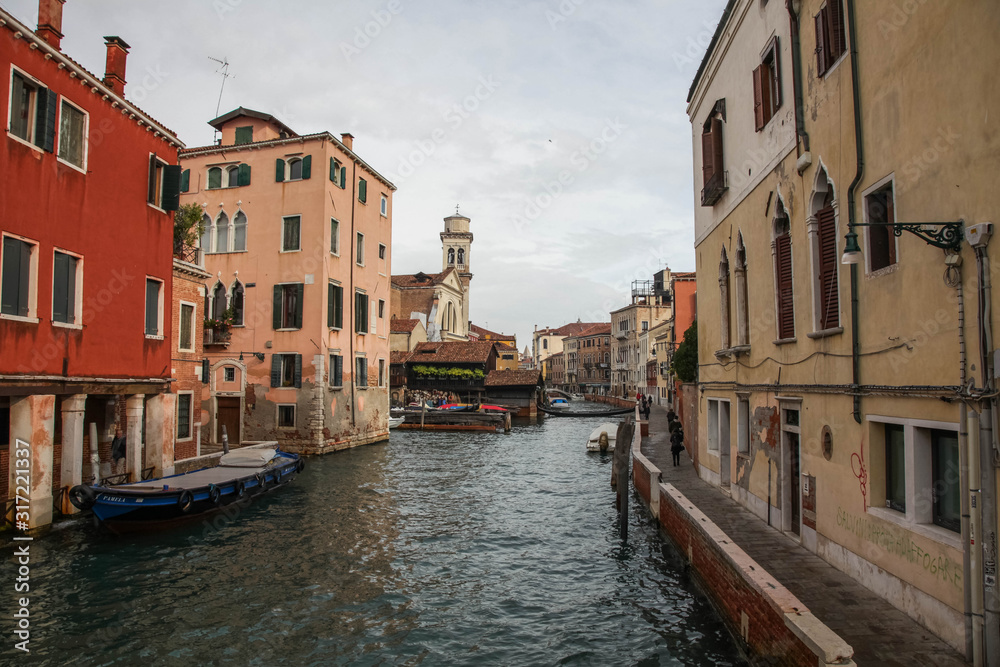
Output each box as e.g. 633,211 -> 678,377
147,154 -> 181,210
234,126 -> 253,145
380,194 -> 387,216
773,201 -> 795,340
52,250 -> 81,325
277,404 -> 296,428
200,213 -> 212,253
641,321 -> 648,331
356,356 -> 368,387
753,37 -> 782,131
1,236 -> 36,319
9,70 -> 56,151
180,169 -> 190,193
735,233 -> 749,346
885,423 -> 906,513
707,399 -> 720,451
224,367 -> 235,382
178,302 -> 194,351
57,99 -> 86,168
233,211 -> 247,252
378,359 -> 386,387
356,233 -> 365,266
331,219 -> 340,255
327,281 -> 343,329
358,178 -> 368,203
458,248 -> 465,266
145,277 -> 163,337
215,211 -> 230,254
176,393 -> 192,440
270,353 -> 302,388
329,354 -> 344,387
719,248 -> 731,349
379,244 -> 386,260
282,216 -> 301,252
330,158 -> 346,188
815,0 -> 847,76
354,291 -> 369,334
211,282 -> 227,321
815,194 -> 839,329
273,284 -> 304,330
448,248 -> 455,265
208,167 -> 222,190
276,155 -> 311,182
231,282 -> 244,326
701,103 -> 727,206
865,182 -> 897,272
737,397 -> 750,454
225,165 -> 239,188
931,429 -> 960,533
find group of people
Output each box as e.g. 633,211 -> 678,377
636,392 -> 653,420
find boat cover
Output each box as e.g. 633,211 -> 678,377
220,447 -> 278,467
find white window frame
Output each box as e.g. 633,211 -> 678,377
145,276 -> 165,339
287,157 -> 304,182
867,415 -> 962,549
706,398 -> 731,455
176,391 -> 194,442
737,395 -> 750,455
178,300 -> 196,352
56,96 -> 88,172
861,173 -> 899,276
378,358 -> 386,387
277,403 -> 296,428
226,165 -> 240,188
147,153 -> 168,212
330,218 -> 340,256
224,366 -> 236,383
51,247 -> 83,329
380,194 -> 388,217
7,67 -> 42,149
281,215 -> 302,253
356,232 -> 365,266
0,233 -> 40,323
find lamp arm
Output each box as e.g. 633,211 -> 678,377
846,220 -> 963,251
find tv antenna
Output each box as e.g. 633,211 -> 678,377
208,56 -> 234,143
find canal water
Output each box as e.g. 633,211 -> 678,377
13,405 -> 746,665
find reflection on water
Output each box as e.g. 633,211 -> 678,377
12,404 -> 745,666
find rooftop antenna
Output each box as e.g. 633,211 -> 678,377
208,56 -> 234,144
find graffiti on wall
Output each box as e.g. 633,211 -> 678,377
850,440 -> 868,512
836,506 -> 961,590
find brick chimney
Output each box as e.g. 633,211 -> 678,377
36,0 -> 66,50
102,36 -> 130,96
341,133 -> 354,151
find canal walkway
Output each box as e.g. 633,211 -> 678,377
640,403 -> 969,666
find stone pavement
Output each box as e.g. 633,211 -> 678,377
640,403 -> 969,666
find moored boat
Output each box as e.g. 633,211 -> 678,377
549,398 -> 570,410
388,416 -> 405,428
586,422 -> 619,452
68,447 -> 302,533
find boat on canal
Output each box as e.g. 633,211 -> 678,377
68,446 -> 302,533
549,398 -> 570,410
388,415 -> 405,428
586,422 -> 619,452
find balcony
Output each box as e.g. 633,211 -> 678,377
701,170 -> 728,207
204,327 -> 231,347
173,240 -> 204,267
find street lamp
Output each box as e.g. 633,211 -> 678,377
842,220 -> 964,264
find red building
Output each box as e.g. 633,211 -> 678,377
1,0 -> 184,528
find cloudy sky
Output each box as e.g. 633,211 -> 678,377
4,0 -> 727,348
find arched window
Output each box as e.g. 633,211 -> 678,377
233,210 -> 247,252
212,282 -> 227,320
604,352 -> 610,363
207,167 -> 222,190
809,166 -> 840,331
442,302 -> 451,332
719,248 -> 731,349
735,232 -> 749,346
448,248 -> 455,265
226,165 -> 240,188
215,211 -> 230,254
200,213 -> 212,253
772,199 -> 794,340
457,248 -> 465,266
289,158 -> 303,181
231,282 -> 244,326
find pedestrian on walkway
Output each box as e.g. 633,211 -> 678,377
642,396 -> 651,420
670,427 -> 684,466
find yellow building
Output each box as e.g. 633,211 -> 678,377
688,0 -> 999,657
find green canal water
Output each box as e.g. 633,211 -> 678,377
11,405 -> 746,665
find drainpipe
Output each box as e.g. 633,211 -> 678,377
957,273 -> 974,660
970,407 -> 984,666
349,160 -> 358,428
785,0 -> 810,157
845,0 -> 864,424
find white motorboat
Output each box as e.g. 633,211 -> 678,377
586,422 -> 618,452
388,416 -> 405,429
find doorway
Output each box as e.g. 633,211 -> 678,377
781,404 -> 802,536
217,397 -> 241,445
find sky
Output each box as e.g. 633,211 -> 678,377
3,0 -> 728,349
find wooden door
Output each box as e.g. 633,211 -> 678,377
216,397 -> 241,445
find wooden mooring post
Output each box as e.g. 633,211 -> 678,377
612,418 -> 633,541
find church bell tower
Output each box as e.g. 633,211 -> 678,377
441,208 -> 473,332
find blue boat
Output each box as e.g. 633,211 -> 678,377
69,447 -> 302,533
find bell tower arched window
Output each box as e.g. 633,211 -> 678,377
457,248 -> 465,267
448,248 -> 455,265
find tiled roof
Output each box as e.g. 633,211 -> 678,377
673,271 -> 696,280
209,107 -> 298,136
391,318 -> 421,333
485,369 -> 542,387
538,322 -> 606,337
390,351 -> 412,365
574,323 -> 612,338
391,268 -> 455,288
409,341 -> 495,364
469,324 -> 516,342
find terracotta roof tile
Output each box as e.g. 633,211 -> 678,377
390,351 -> 413,365
391,318 -> 421,333
469,323 -> 516,342
391,268 -> 456,288
485,369 -> 543,387
409,341 -> 496,364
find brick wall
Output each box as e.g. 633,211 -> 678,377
172,268 -> 208,461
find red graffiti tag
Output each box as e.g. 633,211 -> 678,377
851,442 -> 868,512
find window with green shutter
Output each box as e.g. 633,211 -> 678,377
329,354 -> 343,387
208,167 -> 222,190
180,169 -> 190,192
273,283 -> 304,330
275,158 -> 285,182
328,282 -> 343,328
358,178 -> 367,203
355,291 -> 368,333
1,237 -> 32,318
356,356 -> 368,387
52,251 -> 77,324
234,126 -> 253,145
238,163 -> 251,186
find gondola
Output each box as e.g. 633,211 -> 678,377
537,405 -> 635,417
68,447 -> 302,533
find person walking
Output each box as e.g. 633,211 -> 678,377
670,425 -> 684,466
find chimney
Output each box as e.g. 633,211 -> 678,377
341,133 -> 354,151
36,0 -> 66,50
102,36 -> 130,97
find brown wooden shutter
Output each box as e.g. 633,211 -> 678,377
770,36 -> 782,111
829,0 -> 846,60
711,118 -> 725,178
753,65 -> 765,131
815,9 -> 828,76
775,234 -> 795,339
817,206 -> 840,329
702,128 -> 715,186
885,192 -> 897,264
